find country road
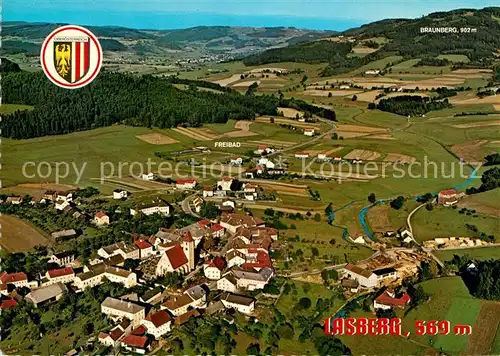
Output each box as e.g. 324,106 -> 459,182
180,193 -> 200,218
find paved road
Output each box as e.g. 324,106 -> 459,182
180,193 -> 200,218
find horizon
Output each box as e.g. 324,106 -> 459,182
4,1 -> 498,31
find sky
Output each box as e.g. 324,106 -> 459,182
4,0 -> 498,30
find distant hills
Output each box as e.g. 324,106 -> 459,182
0,22 -> 335,57
243,7 -> 500,75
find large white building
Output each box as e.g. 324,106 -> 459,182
203,256 -> 226,280
221,293 -> 255,315
142,310 -> 172,338
101,297 -> 146,327
74,264 -> 137,290
341,264 -> 377,288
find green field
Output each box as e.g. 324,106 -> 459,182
402,277 -> 481,352
437,54 -> 470,63
0,104 -> 34,114
412,205 -> 499,242
435,246 -> 500,262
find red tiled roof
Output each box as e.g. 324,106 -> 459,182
211,223 -> 224,231
121,335 -> 149,348
177,178 -> 196,185
222,176 -> 233,182
258,145 -> 268,150
98,332 -> 108,339
375,291 -> 411,307
130,324 -> 148,336
439,189 -> 457,196
207,256 -> 226,271
95,211 -> 107,219
295,151 -> 309,156
183,231 -> 194,243
134,240 -> 152,250
165,244 -> 189,270
145,310 -> 172,328
110,328 -> 124,341
48,267 -> 74,278
0,272 -> 27,284
304,128 -> 314,131
242,251 -> 272,270
0,298 -> 17,309
198,219 -> 211,227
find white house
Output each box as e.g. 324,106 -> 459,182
221,293 -> 255,315
217,177 -> 234,191
258,158 -> 275,169
295,152 -> 310,159
161,285 -> 207,316
6,196 -> 22,205
141,172 -> 155,181
365,69 -> 380,75
304,128 -> 315,136
256,145 -> 275,155
0,272 -> 31,289
55,200 -> 70,211
56,191 -> 73,202
226,250 -> 246,268
230,157 -> 243,166
101,297 -> 146,327
353,236 -> 366,244
130,200 -> 170,216
373,289 -> 411,310
203,187 -> 214,198
134,240 -> 154,259
94,211 -> 110,226
222,199 -> 236,210
217,274 -> 238,293
176,178 -> 197,190
317,153 -> 328,161
203,256 -> 226,280
193,197 -> 204,213
142,310 -> 172,338
113,190 -> 128,200
341,264 -> 377,288
45,267 -> 75,285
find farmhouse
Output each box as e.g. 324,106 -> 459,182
113,189 -> 128,200
55,199 -> 70,211
295,152 -> 310,159
0,272 -> 32,289
102,297 -> 145,327
341,264 -> 377,288
221,292 -> 255,315
304,128 -> 315,136
134,239 -> 154,259
373,289 -> 411,310
217,177 -> 234,191
438,189 -> 458,206
203,186 -> 214,197
142,309 -> 172,338
98,328 -> 125,348
176,178 -> 197,190
258,157 -> 275,169
94,211 -> 110,226
25,282 -> 68,307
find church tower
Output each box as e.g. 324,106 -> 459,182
181,231 -> 195,271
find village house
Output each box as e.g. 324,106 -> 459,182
0,272 -> 34,289
74,264 -> 137,290
161,285 -> 207,316
98,241 -> 140,260
55,199 -> 70,211
333,155 -> 342,162
101,297 -> 146,327
438,189 -> 458,206
94,211 -> 110,226
48,251 -> 76,266
193,197 -> 204,213
256,145 -> 275,155
141,172 -> 155,181
373,289 -> 411,310
226,250 -> 247,268
121,335 -> 150,355
202,186 -> 214,198
25,282 -> 68,307
258,157 -> 275,169
222,199 -> 236,210
295,152 -> 310,159
231,267 -> 274,291
51,229 -> 77,241
221,292 -> 255,315
204,256 -> 226,280
142,309 -> 172,338
304,128 -> 315,136
45,267 -> 75,285
176,178 -> 197,190
113,189 -> 128,200
217,177 -> 234,191
99,328 -> 125,348
56,191 -> 73,202
230,157 -> 243,166
43,190 -> 57,201
341,264 -> 378,288
217,273 -> 238,293
134,239 -> 154,259
364,69 -> 380,75
317,153 -> 328,161
219,213 -> 265,234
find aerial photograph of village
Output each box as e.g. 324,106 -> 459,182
0,0 -> 499,354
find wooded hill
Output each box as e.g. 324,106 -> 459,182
243,7 -> 500,75
0,63 -> 279,139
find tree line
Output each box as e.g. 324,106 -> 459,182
373,95 -> 452,116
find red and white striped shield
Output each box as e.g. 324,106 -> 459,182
72,39 -> 91,83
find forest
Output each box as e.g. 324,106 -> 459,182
375,95 -> 452,116
0,66 -> 279,139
